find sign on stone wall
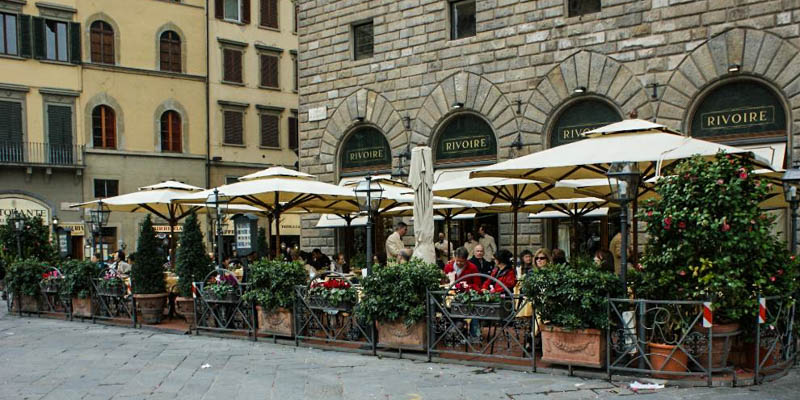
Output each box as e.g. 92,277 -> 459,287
340,127 -> 392,172
550,99 -> 622,148
691,81 -> 786,141
0,196 -> 50,226
434,114 -> 497,165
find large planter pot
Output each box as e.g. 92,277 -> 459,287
540,325 -> 605,368
11,294 -> 41,313
648,342 -> 689,379
97,282 -> 126,297
135,293 -> 168,324
744,341 -> 784,371
175,296 -> 195,326
204,292 -> 239,303
377,320 -> 426,350
694,322 -> 740,370
308,295 -> 353,312
449,300 -> 513,321
256,306 -> 293,336
71,297 -> 94,318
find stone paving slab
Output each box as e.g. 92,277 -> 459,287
1,302 -> 798,400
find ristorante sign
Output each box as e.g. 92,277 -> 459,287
0,197 -> 50,226
691,81 -> 786,141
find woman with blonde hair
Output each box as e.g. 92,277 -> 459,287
532,248 -> 552,269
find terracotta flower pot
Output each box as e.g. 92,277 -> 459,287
377,320 -> 426,350
744,341 -> 783,371
135,293 -> 168,324
540,325 -> 605,368
693,322 -> 740,369
11,294 -> 40,313
648,342 -> 689,379
175,297 -> 195,326
71,297 -> 94,318
257,306 -> 293,336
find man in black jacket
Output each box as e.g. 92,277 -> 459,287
469,244 -> 494,284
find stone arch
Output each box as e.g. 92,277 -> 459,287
154,22 -> 187,73
524,50 -> 653,149
414,71 -> 517,155
657,28 -> 800,142
84,92 -> 125,149
153,99 -> 189,153
84,12 -> 121,65
321,88 -> 405,175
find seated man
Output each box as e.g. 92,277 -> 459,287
443,247 -> 481,290
469,244 -> 495,283
309,248 -> 331,271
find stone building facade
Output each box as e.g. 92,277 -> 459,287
296,0 -> 800,256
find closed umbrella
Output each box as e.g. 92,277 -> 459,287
409,147 -> 435,263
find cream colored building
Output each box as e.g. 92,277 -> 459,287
0,0 -> 299,259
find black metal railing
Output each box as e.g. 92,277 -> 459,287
0,141 -> 84,166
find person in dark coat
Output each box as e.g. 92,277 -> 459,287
482,249 -> 517,293
469,244 -> 494,284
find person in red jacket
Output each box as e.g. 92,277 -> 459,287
482,249 -> 517,294
443,247 -> 481,290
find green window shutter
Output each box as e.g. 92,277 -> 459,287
32,17 -> 44,59
47,105 -> 72,145
69,22 -> 81,64
18,15 -> 32,58
0,101 -> 23,142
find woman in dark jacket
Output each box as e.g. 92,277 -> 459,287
482,249 -> 517,293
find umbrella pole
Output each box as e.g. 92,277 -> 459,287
446,215 -> 452,260
169,220 -> 176,268
571,216 -> 579,256
275,211 -> 282,259
266,214 -> 273,259
631,200 -> 639,266
345,217 -> 353,263
513,205 -> 519,261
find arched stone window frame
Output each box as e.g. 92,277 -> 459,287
543,94 -> 624,149
84,13 -> 120,65
84,93 -> 124,150
153,100 -> 189,153
428,110 -> 499,168
336,123 -> 393,177
155,23 -> 187,73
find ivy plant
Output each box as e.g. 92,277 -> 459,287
6,258 -> 47,297
59,260 -> 97,299
241,259 -> 307,311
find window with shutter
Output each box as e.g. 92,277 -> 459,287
90,21 -> 114,64
223,110 -> 244,145
260,53 -> 278,88
223,0 -> 240,22
292,56 -> 298,91
260,113 -> 279,148
160,110 -> 182,152
159,31 -> 181,72
91,105 -> 116,149
567,0 -> 601,17
0,12 -> 18,55
352,21 -> 373,60
449,0 -> 476,40
223,48 -> 243,83
260,0 -> 278,29
0,100 -> 23,162
44,20 -> 68,62
288,116 -> 298,151
47,104 -> 73,164
293,4 -> 298,32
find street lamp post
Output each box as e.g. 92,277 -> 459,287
205,189 -> 229,269
606,161 -> 641,295
89,201 -> 111,261
354,176 -> 384,276
781,166 -> 800,254
9,210 -> 24,258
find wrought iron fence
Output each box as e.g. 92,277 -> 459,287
192,269 -> 255,339
426,274 -> 536,369
0,141 -> 84,166
91,267 -> 136,327
754,295 -> 797,384
38,266 -> 69,319
293,272 -> 375,352
607,298 -> 718,385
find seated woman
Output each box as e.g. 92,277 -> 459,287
481,249 -> 517,293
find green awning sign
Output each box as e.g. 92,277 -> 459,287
435,114 -> 496,165
550,99 -> 622,148
340,127 -> 391,172
691,81 -> 786,141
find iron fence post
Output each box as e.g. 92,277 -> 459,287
707,301 -> 712,387
755,295 -> 762,385
606,297 -> 612,381
637,299 -> 645,370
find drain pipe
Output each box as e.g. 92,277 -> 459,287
204,0 -> 211,190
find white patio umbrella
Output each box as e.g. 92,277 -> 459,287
409,147 -> 435,264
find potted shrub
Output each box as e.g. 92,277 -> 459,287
523,259 -> 622,368
131,215 -> 168,324
59,260 -> 97,318
242,259 -> 306,336
637,153 -> 796,372
203,275 -> 239,302
357,259 -> 443,350
6,258 -> 46,312
174,213 -> 214,326
308,278 -> 357,311
449,282 -> 513,321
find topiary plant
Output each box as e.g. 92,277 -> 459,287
131,215 -> 166,294
356,259 -> 444,326
242,259 -> 307,311
175,213 -> 213,298
523,257 -> 622,331
59,259 -> 97,299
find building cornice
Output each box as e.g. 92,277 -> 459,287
85,148 -> 207,161
255,44 -> 284,53
83,63 -> 207,82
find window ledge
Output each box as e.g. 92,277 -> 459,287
258,85 -> 281,91
448,35 -> 476,44
222,142 -> 246,148
39,59 -> 77,67
259,145 -> 282,150
222,80 -> 245,87
222,18 -> 246,25
0,53 -> 25,61
258,25 -> 281,32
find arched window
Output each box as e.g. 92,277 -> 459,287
160,110 -> 182,152
91,105 -> 116,149
90,21 -> 114,64
434,114 -> 496,166
340,126 -> 391,173
159,31 -> 181,72
549,99 -> 622,147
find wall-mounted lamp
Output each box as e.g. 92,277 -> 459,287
728,64 -> 741,73
645,82 -> 663,100
513,99 -> 522,115
352,116 -> 365,122
452,102 -> 464,109
510,133 -> 524,150
402,115 -> 411,130
573,86 -> 586,94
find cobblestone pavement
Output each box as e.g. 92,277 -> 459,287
1,303 -> 798,400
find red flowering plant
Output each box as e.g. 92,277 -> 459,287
637,152 -> 797,324
451,280 -> 504,304
309,278 -> 357,308
40,269 -> 63,293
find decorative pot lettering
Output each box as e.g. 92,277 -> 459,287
540,325 -> 605,368
71,297 -> 94,318
256,306 -> 293,336
308,295 -> 353,312
377,320 -> 426,350
449,300 -> 512,321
